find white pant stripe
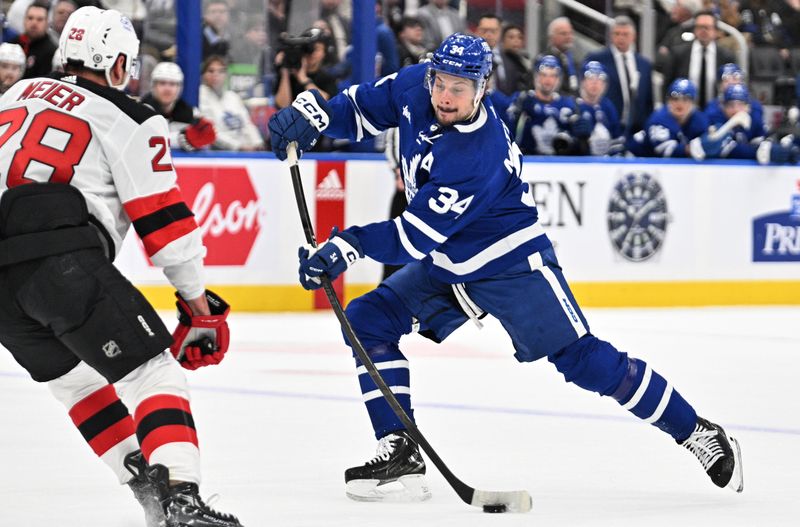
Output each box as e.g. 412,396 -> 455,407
645,383 -> 674,424
362,386 -> 411,402
356,360 -> 410,376
529,254 -> 587,339
622,364 -> 653,411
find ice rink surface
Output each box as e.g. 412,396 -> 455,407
1,306 -> 798,526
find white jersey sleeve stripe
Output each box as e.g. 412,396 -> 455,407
346,85 -> 381,140
429,222 -> 545,275
393,216 -> 426,260
401,211 -> 448,243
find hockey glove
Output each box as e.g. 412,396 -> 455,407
571,115 -> 593,138
757,140 -> 798,165
178,118 -> 216,151
298,227 -> 363,290
269,89 -> 331,161
170,290 -> 231,370
689,132 -> 732,161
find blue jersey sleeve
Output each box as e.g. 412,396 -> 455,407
324,64 -> 427,142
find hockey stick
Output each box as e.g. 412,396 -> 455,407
285,142 -> 532,513
709,111 -> 751,141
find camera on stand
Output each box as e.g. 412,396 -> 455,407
278,28 -> 323,70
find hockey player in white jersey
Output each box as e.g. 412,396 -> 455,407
0,7 -> 242,526
269,33 -> 744,503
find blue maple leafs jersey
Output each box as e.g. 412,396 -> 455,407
506,91 -> 579,155
704,101 -> 767,159
577,97 -> 622,156
322,63 -> 551,283
626,106 -> 708,157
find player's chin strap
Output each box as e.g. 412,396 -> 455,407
452,283 -> 485,329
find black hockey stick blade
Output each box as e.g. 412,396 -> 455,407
285,142 -> 532,513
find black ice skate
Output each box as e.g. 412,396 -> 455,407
124,450 -> 167,527
344,430 -> 431,502
680,417 -> 744,492
145,463 -> 244,527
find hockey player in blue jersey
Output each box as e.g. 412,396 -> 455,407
576,61 -> 623,156
627,78 -> 717,158
507,54 -> 592,155
269,34 -> 744,502
704,63 -> 764,132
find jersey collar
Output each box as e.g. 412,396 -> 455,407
453,103 -> 487,133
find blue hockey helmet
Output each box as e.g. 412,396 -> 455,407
534,54 -> 562,74
582,60 -> 607,80
723,83 -> 750,103
718,62 -> 744,82
426,33 -> 493,106
667,78 -> 697,100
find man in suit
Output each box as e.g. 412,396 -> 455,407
416,0 -> 466,50
545,17 -> 579,97
583,15 -> 654,134
662,10 -> 736,108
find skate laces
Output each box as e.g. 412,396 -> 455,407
367,434 -> 400,465
682,424 -> 724,470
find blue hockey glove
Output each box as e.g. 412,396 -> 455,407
689,132 -> 731,160
298,227 -> 364,290
268,89 -> 332,161
757,140 -> 798,165
571,115 -> 592,138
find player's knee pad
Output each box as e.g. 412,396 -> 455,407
115,351 -> 190,409
47,361 -> 110,408
344,286 -> 413,350
548,334 -> 630,396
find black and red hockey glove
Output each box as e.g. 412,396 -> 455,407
170,289 -> 230,370
178,117 -> 216,151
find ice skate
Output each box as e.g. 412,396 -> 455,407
124,450 -> 167,527
680,417 -> 744,492
145,463 -> 244,527
345,430 -> 431,502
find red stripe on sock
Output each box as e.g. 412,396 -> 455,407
68,385 -> 119,426
134,394 -> 191,424
87,416 -> 135,456
139,425 -> 199,460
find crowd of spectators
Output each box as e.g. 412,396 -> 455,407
0,0 -> 798,162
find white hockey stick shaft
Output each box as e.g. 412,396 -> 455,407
709,111 -> 751,141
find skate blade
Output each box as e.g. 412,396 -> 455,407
346,474 -> 432,503
726,435 -> 744,493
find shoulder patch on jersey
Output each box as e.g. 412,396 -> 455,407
50,72 -> 157,125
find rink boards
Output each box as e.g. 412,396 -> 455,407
113,153 -> 800,310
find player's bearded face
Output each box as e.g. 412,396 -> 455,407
535,69 -> 560,97
431,72 -> 479,125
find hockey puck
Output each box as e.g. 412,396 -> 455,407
482,504 -> 507,513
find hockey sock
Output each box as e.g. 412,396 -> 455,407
356,343 -> 414,439
49,362 -> 139,484
551,335 -> 697,442
117,352 -> 201,484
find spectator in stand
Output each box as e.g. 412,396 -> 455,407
273,27 -> 338,109
141,0 -> 175,62
1,12 -> 21,43
705,63 -> 765,132
48,0 -> 77,42
12,2 -> 57,79
320,0 -> 350,64
577,61 -> 624,156
199,55 -> 264,151
496,24 -> 531,96
475,14 -> 503,91
0,43 -> 26,95
374,2 -> 400,77
739,0 -> 794,49
655,0 -> 702,72
396,16 -> 429,68
202,0 -> 231,60
627,78 -> 711,157
141,62 -> 217,152
545,17 -> 579,96
662,10 -> 736,108
584,15 -> 654,135
508,55 -> 592,156
230,15 -> 268,66
416,0 -> 466,50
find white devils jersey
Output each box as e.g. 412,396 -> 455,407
0,73 -> 204,275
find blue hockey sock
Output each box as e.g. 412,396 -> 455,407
550,335 -> 697,442
355,343 -> 413,439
